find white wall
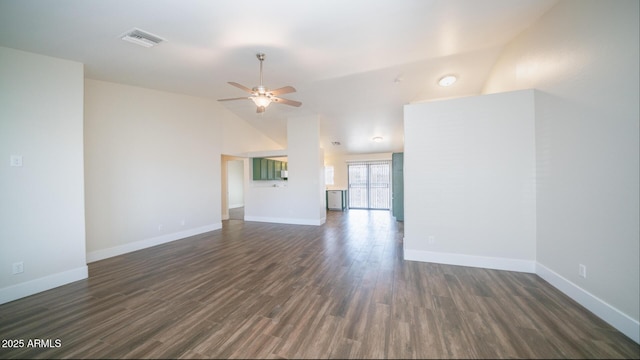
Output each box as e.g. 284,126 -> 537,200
245,115 -> 325,225
0,47 -> 87,304
288,115 -> 325,223
220,111 -> 282,156
84,79 -> 280,262
404,90 -> 537,272
483,0 -> 639,342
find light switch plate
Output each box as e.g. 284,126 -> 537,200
10,155 -> 23,167
12,262 -> 24,274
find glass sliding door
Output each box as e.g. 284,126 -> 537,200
369,162 -> 391,209
348,164 -> 369,208
347,161 -> 391,210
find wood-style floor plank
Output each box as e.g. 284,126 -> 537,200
0,210 -> 638,359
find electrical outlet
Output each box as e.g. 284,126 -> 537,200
427,236 -> 435,244
158,224 -> 164,231
578,264 -> 587,278
12,262 -> 24,274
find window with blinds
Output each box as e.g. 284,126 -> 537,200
347,160 -> 391,210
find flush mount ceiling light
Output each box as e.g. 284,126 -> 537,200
438,74 -> 457,87
331,141 -> 341,146
372,136 -> 383,142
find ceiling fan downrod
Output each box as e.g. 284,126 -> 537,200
257,53 -> 265,89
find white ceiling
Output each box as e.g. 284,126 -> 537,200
0,0 -> 558,155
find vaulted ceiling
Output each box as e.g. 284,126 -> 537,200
0,0 -> 558,155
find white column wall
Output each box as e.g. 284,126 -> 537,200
404,90 -> 537,272
245,115 -> 325,225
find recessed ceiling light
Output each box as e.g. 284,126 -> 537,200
438,74 -> 457,87
372,136 -> 383,142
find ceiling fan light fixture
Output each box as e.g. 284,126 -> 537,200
251,95 -> 272,108
438,74 -> 457,87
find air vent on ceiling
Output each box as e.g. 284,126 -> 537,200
121,28 -> 165,48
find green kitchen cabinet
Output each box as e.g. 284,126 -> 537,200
252,158 -> 288,180
392,152 -> 404,221
252,158 -> 269,180
252,158 -> 262,180
274,161 -> 282,180
266,159 -> 275,179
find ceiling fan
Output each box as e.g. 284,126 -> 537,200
218,53 -> 302,113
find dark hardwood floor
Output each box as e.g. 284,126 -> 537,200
1,210 -> 638,359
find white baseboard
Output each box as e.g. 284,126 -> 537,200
403,246 -> 639,344
86,223 -> 222,263
403,247 -> 536,273
536,263 -> 639,344
244,215 -> 326,226
229,203 -> 244,209
0,266 -> 88,305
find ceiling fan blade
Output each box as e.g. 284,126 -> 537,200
270,86 -> 296,96
218,97 -> 250,101
256,106 -> 266,114
228,82 -> 254,94
272,97 -> 302,107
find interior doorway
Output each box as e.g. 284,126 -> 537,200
227,159 -> 244,220
221,155 -> 246,221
